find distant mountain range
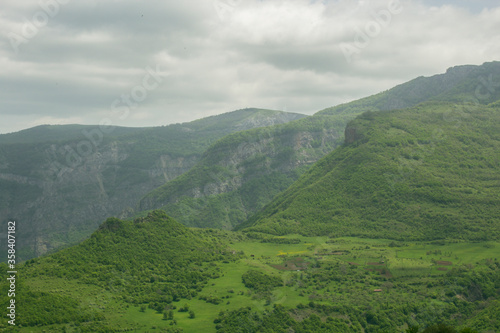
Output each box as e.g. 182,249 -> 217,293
0,109 -> 304,259
138,61 -> 500,234
1,61 -> 499,261
1,61 -> 499,333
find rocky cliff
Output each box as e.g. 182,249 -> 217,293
138,114 -> 344,229
0,109 -> 305,260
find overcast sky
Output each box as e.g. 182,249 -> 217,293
0,0 -> 499,134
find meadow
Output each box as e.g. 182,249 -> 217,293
13,234 -> 500,332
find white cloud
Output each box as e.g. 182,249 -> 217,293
0,0 -> 499,133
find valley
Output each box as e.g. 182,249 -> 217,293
6,229 -> 499,332
1,62 -> 499,332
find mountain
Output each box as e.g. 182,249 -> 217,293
136,61 -> 500,231
0,124 -> 144,144
2,63 -> 500,333
317,61 -> 500,117
3,62 -> 499,260
240,101 -> 500,240
0,210 -> 239,331
137,114 -> 347,229
0,109 -> 305,260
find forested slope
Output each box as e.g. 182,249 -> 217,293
242,102 -> 500,241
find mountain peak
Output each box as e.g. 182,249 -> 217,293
444,64 -> 477,76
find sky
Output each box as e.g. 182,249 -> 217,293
0,0 -> 499,134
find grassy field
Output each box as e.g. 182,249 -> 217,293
19,235 -> 500,332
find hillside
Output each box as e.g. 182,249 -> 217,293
136,61 -> 500,231
0,109 -> 305,260
137,113 -> 349,229
0,124 -> 144,144
2,212 -> 499,332
317,61 -> 500,117
0,210 -> 240,331
241,102 -> 500,240
2,62 -> 500,333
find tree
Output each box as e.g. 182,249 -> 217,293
406,326 -> 419,333
422,324 -> 456,333
178,303 -> 190,312
189,310 -> 196,319
421,324 -> 478,333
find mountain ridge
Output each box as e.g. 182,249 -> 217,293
2,62 -> 500,333
135,61 -> 500,232
240,101 -> 500,240
0,108 -> 305,260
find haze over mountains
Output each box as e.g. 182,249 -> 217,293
139,61 -> 500,232
0,109 -> 304,259
0,61 -> 499,261
0,61 -> 499,333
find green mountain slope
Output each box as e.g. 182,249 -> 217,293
0,210 -> 239,331
0,109 -> 305,260
2,62 -> 500,333
137,113 -> 349,229
136,62 -> 500,232
317,61 -> 500,117
241,102 -> 500,240
0,124 -> 144,144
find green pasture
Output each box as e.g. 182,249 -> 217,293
17,237 -> 500,332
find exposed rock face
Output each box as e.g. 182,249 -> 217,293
138,122 -> 342,229
232,112 -> 305,132
0,109 -> 306,260
0,143 -> 198,260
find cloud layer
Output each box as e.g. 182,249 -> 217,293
0,0 -> 499,133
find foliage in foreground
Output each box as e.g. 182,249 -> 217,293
1,211 -> 240,328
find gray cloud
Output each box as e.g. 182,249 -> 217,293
0,0 -> 499,133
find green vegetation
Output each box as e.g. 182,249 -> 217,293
0,108 -> 304,261
0,211 -> 242,331
138,114 -> 348,230
3,230 -> 499,332
112,108 -> 305,168
138,62 -> 500,234
1,62 -> 500,332
317,61 -> 500,118
243,102 -> 500,241
0,124 -> 144,144
241,270 -> 283,292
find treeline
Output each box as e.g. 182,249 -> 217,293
214,304 -> 482,333
261,237 -> 301,244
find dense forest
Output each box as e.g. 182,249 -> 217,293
242,102 -> 500,241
